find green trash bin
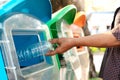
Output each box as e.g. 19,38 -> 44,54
47,5 -> 76,69
47,5 -> 81,80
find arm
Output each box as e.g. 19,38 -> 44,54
74,31 -> 120,48
46,25 -> 120,56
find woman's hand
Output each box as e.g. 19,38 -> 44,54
46,38 -> 75,56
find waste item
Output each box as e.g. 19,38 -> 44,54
17,41 -> 54,63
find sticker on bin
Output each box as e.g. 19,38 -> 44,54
16,41 -> 54,66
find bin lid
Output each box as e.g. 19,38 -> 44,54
46,5 -> 76,39
47,5 -> 76,28
0,0 -> 52,23
73,11 -> 86,27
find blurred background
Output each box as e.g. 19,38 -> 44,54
50,0 -> 120,80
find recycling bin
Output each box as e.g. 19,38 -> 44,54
1,13 -> 59,80
0,0 -> 60,68
47,5 -> 82,80
47,5 -> 76,63
0,0 -> 59,80
70,11 -> 90,80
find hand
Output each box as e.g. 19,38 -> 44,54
46,38 -> 75,56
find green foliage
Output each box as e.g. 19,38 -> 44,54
90,47 -> 106,53
89,78 -> 103,80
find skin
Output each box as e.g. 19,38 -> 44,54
46,13 -> 120,56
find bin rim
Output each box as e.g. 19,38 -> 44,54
47,5 -> 77,26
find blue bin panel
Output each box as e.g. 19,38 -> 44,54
13,31 -> 53,67
0,0 -> 52,23
0,49 -> 8,80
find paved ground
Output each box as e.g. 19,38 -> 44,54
93,52 -> 104,72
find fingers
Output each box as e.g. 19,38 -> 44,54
45,50 -> 57,56
45,46 -> 62,56
46,39 -> 60,56
49,38 -> 59,44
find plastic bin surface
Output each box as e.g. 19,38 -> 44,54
73,11 -> 86,27
2,13 -> 59,80
47,5 -> 80,80
47,5 -> 76,67
0,1 -> 60,80
0,50 -> 8,80
0,25 -> 8,80
47,4 -> 76,41
0,0 -> 52,23
72,12 -> 89,80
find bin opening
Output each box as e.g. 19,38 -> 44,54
2,13 -> 57,78
11,27 -> 53,76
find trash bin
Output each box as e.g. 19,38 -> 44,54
47,5 -> 82,80
0,0 -> 59,80
2,13 -> 59,80
70,11 -> 90,80
47,5 -> 76,62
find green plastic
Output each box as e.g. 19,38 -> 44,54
47,5 -> 76,69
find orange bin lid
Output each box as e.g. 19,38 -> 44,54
73,11 -> 86,27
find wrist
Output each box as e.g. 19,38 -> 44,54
72,38 -> 79,47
